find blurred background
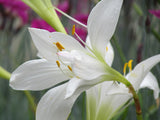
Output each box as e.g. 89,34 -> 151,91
0,0 -> 160,120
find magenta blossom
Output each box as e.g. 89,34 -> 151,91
0,0 -> 29,24
57,0 -> 69,17
74,14 -> 88,25
30,0 -> 69,32
149,10 -> 160,19
31,19 -> 55,32
73,14 -> 88,41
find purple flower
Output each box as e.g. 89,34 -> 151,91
149,10 -> 160,19
0,0 -> 29,24
31,19 -> 55,32
73,14 -> 88,41
57,0 -> 69,17
74,14 -> 88,25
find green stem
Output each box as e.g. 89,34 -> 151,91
0,66 -> 36,112
24,91 -> 37,113
128,85 -> 143,120
151,28 -> 160,43
133,3 -> 143,16
103,65 -> 143,120
82,92 -> 86,120
112,36 -> 127,64
112,71 -> 143,120
0,66 -> 11,80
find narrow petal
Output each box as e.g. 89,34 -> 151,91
87,0 -> 123,57
29,28 -> 85,61
140,72 -> 160,99
36,83 -> 79,120
126,54 -> 160,91
10,59 -> 68,90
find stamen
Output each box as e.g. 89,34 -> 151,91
106,46 -> 108,51
123,63 -> 128,76
68,65 -> 72,72
72,25 -> 75,35
56,60 -> 61,67
53,6 -> 87,29
55,42 -> 65,51
128,59 -> 133,71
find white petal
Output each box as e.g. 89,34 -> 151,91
10,59 -> 68,90
29,28 -> 85,61
71,50 -> 106,80
126,54 -> 160,91
87,0 -> 123,57
65,77 -> 101,98
105,42 -> 114,66
50,32 -> 85,51
36,83 -> 79,120
140,72 -> 160,99
29,28 -> 57,61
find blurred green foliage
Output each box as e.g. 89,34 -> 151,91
0,0 -> 160,120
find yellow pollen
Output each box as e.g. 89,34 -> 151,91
56,61 -> 60,67
128,59 -> 133,71
106,46 -> 108,51
123,63 -> 128,75
55,42 -> 65,51
67,65 -> 72,72
72,25 -> 76,35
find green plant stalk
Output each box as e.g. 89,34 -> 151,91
112,36 -> 127,64
82,92 -> 86,120
24,91 -> 36,113
22,0 -> 66,34
0,66 -> 36,112
133,3 -> 143,16
128,85 -> 143,120
0,66 -> 11,80
103,67 -> 143,120
151,28 -> 160,43
112,69 -> 143,120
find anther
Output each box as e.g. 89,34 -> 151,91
56,60 -> 61,67
106,46 -> 108,51
123,63 -> 128,75
72,25 -> 75,35
55,42 -> 65,51
128,59 -> 133,71
67,65 -> 72,72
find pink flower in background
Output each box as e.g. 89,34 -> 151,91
31,19 -> 55,32
74,14 -> 88,41
0,0 -> 30,24
31,0 -> 69,32
74,14 -> 88,25
149,10 -> 160,19
57,0 -> 69,17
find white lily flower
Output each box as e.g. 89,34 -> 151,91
86,59 -> 160,120
9,0 -> 160,120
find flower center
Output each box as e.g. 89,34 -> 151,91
123,59 -> 133,76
